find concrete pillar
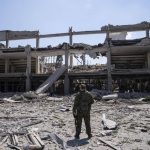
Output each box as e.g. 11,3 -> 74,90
41,64 -> 44,74
6,40 -> 9,48
82,53 -> 86,66
36,56 -> 40,74
5,58 -> 9,73
107,50 -> 112,92
6,31 -> 9,48
64,44 -> 69,95
36,37 -> 39,48
70,54 -> 73,68
146,29 -> 149,38
69,27 -> 73,68
25,45 -> 31,91
147,52 -> 150,69
106,30 -> 112,93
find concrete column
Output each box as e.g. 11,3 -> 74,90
82,53 -> 86,66
36,37 -> 39,48
64,44 -> 69,95
69,27 -> 73,68
41,64 -> 44,74
146,29 -> 149,38
36,31 -> 40,48
70,54 -> 73,68
5,58 -> 9,73
147,52 -> 150,69
6,40 -> 9,48
25,45 -> 31,91
6,31 -> 9,48
106,30 -> 112,93
36,56 -> 40,74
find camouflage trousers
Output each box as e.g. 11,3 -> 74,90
75,112 -> 91,136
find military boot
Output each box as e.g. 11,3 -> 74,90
88,134 -> 92,139
74,134 -> 80,139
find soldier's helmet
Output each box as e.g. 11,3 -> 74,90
80,84 -> 86,91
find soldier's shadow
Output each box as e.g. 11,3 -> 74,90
67,138 -> 89,147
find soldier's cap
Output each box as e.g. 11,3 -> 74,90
80,84 -> 86,90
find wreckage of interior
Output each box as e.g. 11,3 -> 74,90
0,22 -> 150,94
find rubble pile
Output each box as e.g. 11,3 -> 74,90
70,65 -> 107,73
0,92 -> 149,149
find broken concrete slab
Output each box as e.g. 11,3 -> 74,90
2,97 -> 21,103
101,114 -> 117,130
102,93 -> 118,100
46,97 -> 63,101
141,96 -> 150,102
36,65 -> 67,94
0,93 -> 149,149
23,91 -> 38,99
23,144 -> 42,150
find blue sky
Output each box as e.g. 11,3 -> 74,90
0,0 -> 150,64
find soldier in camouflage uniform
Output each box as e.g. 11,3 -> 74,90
73,84 -> 94,139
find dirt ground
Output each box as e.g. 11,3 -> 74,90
0,93 -> 150,150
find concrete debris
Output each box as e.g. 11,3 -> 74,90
0,43 -> 5,48
47,42 -> 95,50
36,65 -> 67,94
7,143 -> 22,150
101,21 -> 150,31
140,96 -> 150,102
90,89 -> 104,100
127,105 -> 134,109
0,94 -> 149,149
11,94 -> 25,101
43,132 -> 79,150
101,114 -> 117,130
139,98 -> 145,101
1,92 -> 39,102
23,144 -> 42,150
85,49 -> 98,59
27,131 -> 44,149
72,43 -> 92,50
102,93 -> 118,100
98,138 -> 120,150
23,91 -> 38,99
59,105 -> 70,112
70,65 -> 107,73
109,32 -> 127,40
47,97 -> 63,101
9,133 -> 19,146
100,130 -> 114,136
2,97 -> 21,103
136,38 -> 150,46
147,141 -> 150,145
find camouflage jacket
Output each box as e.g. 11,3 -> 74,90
73,91 -> 94,114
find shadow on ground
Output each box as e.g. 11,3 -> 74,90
67,138 -> 89,147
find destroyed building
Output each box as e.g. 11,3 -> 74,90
0,22 -> 150,94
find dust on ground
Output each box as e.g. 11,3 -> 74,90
0,92 -> 150,150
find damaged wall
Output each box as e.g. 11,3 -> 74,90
0,22 -> 150,93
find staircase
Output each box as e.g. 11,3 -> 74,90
36,65 -> 67,94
